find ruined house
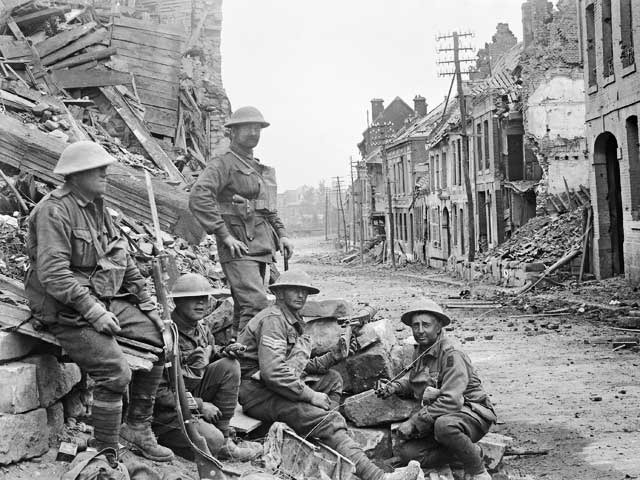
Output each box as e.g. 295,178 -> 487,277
578,0 -> 640,282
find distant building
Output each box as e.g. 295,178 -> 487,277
579,0 -> 640,282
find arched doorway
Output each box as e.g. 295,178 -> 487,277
594,132 -> 624,276
442,207 -> 451,259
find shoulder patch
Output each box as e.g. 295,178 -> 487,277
446,356 -> 454,367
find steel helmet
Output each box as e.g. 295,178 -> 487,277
400,298 -> 451,327
269,269 -> 319,295
170,273 -> 217,298
224,106 -> 270,128
53,141 -> 117,175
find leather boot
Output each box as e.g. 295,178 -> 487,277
119,423 -> 174,462
383,460 -> 424,480
217,437 -> 263,462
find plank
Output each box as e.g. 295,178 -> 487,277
109,54 -> 179,79
41,27 -> 108,66
146,121 -> 177,138
0,37 -> 30,59
134,75 -> 179,97
35,21 -> 96,58
229,404 -> 263,434
111,27 -> 183,52
50,45 -> 116,70
51,69 -> 131,89
113,15 -> 186,39
135,87 -> 179,110
99,86 -> 184,182
143,105 -> 178,129
13,7 -> 71,27
110,40 -> 182,67
0,88 -> 36,110
0,302 -> 155,371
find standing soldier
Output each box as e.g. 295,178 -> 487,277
189,106 -> 293,339
25,141 -> 174,462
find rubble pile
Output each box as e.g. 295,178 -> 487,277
480,206 -> 587,264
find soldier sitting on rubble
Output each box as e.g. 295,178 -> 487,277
375,299 -> 496,480
237,269 -> 423,480
152,273 -> 262,461
25,141 -> 173,462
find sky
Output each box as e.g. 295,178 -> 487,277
221,1 -> 524,192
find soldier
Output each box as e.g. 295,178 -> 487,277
189,106 -> 293,339
152,273 -> 262,461
376,299 -> 496,480
25,141 -> 173,462
238,269 -> 423,480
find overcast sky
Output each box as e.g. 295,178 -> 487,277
221,1 -> 524,192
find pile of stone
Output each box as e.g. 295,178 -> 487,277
0,332 -> 81,465
479,206 -> 587,264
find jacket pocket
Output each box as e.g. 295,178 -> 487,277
70,228 -> 93,267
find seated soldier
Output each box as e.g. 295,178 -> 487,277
376,299 -> 496,480
238,269 -> 423,480
152,273 -> 261,461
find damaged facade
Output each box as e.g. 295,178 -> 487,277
356,0 -> 591,275
579,0 -> 640,283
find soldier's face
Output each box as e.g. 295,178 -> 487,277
276,287 -> 309,312
174,296 -> 209,322
231,123 -> 262,149
411,313 -> 442,347
72,166 -> 109,198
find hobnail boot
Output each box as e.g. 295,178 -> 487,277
119,423 -> 174,462
383,460 -> 425,480
217,437 -> 263,462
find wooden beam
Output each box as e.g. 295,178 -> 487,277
99,86 -> 183,182
50,46 -> 116,70
113,15 -> 186,39
110,27 -> 183,52
51,69 -> 131,89
35,21 -> 97,58
41,27 -> 108,67
12,7 -> 71,27
0,113 -> 203,243
0,88 -> 36,110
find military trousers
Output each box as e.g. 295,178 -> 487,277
221,260 -> 270,335
395,412 -> 492,475
239,370 -> 386,480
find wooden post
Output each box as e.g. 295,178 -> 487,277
382,145 -> 396,269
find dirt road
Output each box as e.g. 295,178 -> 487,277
292,236 -> 640,480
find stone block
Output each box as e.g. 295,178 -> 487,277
301,299 -> 353,318
478,432 -> 514,469
0,332 -> 37,362
617,316 -> 640,329
390,343 -> 415,374
304,318 -> 342,356
342,389 -> 417,427
22,354 -> 82,408
628,310 -> 640,317
347,427 -> 392,459
46,402 -> 65,444
333,342 -> 395,394
0,362 -> 39,414
356,319 -> 397,351
0,408 -> 49,464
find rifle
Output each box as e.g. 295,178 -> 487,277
144,172 -> 236,480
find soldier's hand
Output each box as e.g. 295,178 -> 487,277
309,391 -> 331,410
375,379 -> 397,399
280,237 -> 294,260
221,342 -> 246,359
145,308 -> 165,333
223,235 -> 249,258
422,387 -> 441,406
393,419 -> 416,440
91,311 -> 121,336
200,401 -> 222,423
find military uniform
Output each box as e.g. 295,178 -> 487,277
25,181 -> 170,459
392,333 -> 496,472
189,146 -> 286,334
238,303 -> 392,480
153,309 -> 240,456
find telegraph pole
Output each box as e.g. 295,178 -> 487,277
336,176 -> 348,252
382,145 -> 396,269
349,157 -> 357,250
324,186 -> 329,240
437,31 -> 476,262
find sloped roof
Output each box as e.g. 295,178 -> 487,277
470,42 -> 523,99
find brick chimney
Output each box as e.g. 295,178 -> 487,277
413,95 -> 427,117
371,98 -> 384,122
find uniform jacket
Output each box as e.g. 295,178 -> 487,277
238,303 -> 340,409
25,184 -> 150,326
189,147 -> 287,264
154,309 -> 218,431
395,334 -> 496,430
